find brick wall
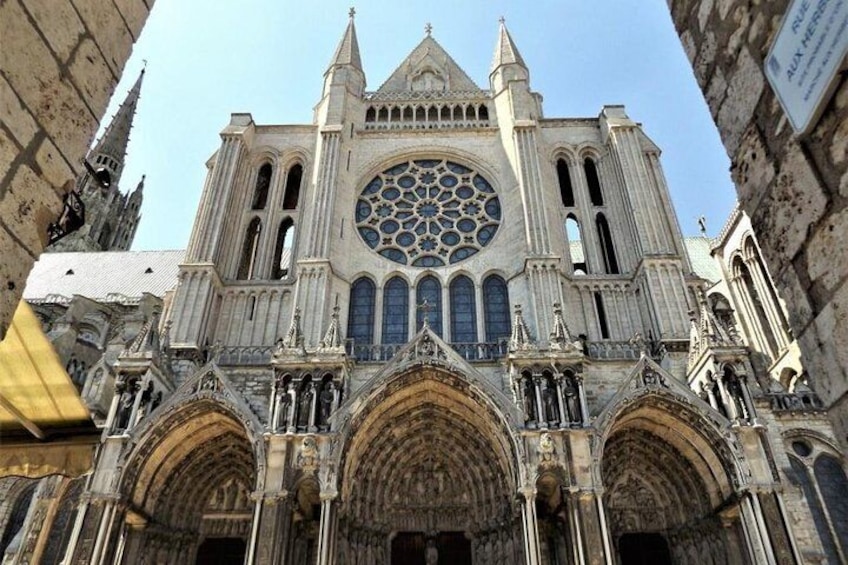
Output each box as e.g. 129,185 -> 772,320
0,0 -> 153,338
668,0 -> 848,444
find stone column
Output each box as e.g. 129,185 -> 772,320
308,381 -> 320,433
739,376 -> 757,424
316,494 -> 338,565
576,376 -> 590,427
519,487 -> 542,565
532,376 -> 545,430
739,493 -> 776,565
554,375 -> 567,430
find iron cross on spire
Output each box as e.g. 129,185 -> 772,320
349,6 -> 355,19
425,22 -> 433,36
418,299 -> 432,328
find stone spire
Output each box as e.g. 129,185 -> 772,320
509,304 -> 535,351
318,302 -> 345,353
549,302 -> 579,352
276,307 -> 306,357
328,8 -> 363,73
89,67 -> 145,186
491,18 -> 527,74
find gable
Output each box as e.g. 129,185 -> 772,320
376,36 -> 482,94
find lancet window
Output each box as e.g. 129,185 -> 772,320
449,275 -> 477,343
252,163 -> 272,210
236,217 -> 262,280
596,213 -> 619,274
282,163 -> 302,210
483,275 -> 510,342
584,157 -> 604,206
272,218 -> 294,279
565,215 -> 587,274
556,158 -> 575,207
416,275 -> 443,337
347,278 -> 376,348
382,276 -> 409,345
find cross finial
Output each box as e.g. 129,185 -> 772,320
697,215 -> 707,236
142,59 -> 148,70
425,22 -> 432,36
418,299 -> 432,327
499,16 -> 506,24
349,6 -> 355,19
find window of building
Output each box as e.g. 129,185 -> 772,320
556,159 -> 574,207
347,278 -> 375,346
450,275 -> 477,343
596,213 -> 619,274
236,217 -> 262,280
815,454 -> 848,553
416,275 -> 443,337
584,158 -> 604,206
252,163 -> 272,210
382,276 -> 409,344
594,291 -> 610,339
283,164 -> 303,210
483,275 -> 510,342
735,257 -> 779,359
272,218 -> 294,279
565,215 -> 587,274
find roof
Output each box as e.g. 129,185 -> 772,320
24,250 -> 184,304
684,236 -> 721,282
376,36 -> 482,93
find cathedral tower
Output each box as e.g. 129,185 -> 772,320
49,69 -> 146,252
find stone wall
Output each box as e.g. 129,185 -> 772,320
668,0 -> 848,443
0,0 -> 153,338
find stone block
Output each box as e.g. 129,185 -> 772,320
705,67 -> 727,116
807,208 -> 848,295
717,47 -> 763,155
0,76 -> 38,149
732,124 -> 775,209
34,138 -> 76,191
0,0 -> 98,166
697,0 -> 714,31
21,0 -> 85,63
0,163 -> 64,255
773,264 -> 813,332
796,320 -> 846,406
69,38 -> 116,119
0,131 -> 17,186
694,31 -> 717,89
680,31 -> 697,65
113,0 -> 149,40
747,145 -> 827,267
0,225 -> 35,340
70,0 -> 132,78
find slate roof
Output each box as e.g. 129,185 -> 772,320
684,236 -> 721,282
24,250 -> 184,304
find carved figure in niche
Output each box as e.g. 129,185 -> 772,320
135,381 -> 155,422
425,537 -> 438,565
114,377 -> 139,431
538,432 -> 555,465
564,376 -> 580,424
319,382 -> 334,426
542,382 -> 558,423
522,377 -> 536,424
276,382 -> 292,430
297,382 -> 314,429
725,375 -> 749,421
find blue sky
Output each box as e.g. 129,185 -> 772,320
104,0 -> 738,250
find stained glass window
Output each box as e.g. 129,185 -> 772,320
347,278 -> 375,346
382,276 -> 409,344
450,276 -> 477,343
416,275 -> 443,337
356,159 -> 501,267
483,275 -> 510,342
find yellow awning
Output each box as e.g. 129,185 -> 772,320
0,301 -> 98,477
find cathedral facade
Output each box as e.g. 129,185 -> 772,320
3,15 -> 847,565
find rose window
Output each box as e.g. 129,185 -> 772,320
355,159 -> 502,267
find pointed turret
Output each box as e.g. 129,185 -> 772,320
322,8 -> 365,99
490,18 -> 529,94
328,7 -> 363,74
89,67 -> 145,186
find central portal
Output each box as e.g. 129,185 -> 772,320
337,366 -> 522,564
391,532 -> 472,565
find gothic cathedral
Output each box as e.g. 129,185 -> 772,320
5,15 -> 848,565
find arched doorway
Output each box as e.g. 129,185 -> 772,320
600,397 -> 740,565
337,366 -> 521,564
118,400 -> 259,564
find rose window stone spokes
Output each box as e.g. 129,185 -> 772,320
356,159 -> 501,267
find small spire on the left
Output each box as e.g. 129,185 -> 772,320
142,58 -> 148,70
349,6 -> 355,19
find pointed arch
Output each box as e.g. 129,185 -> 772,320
282,163 -> 303,210
483,274 -> 510,342
556,158 -> 575,207
347,277 -> 376,348
236,217 -> 262,280
565,214 -> 587,274
271,217 -> 294,279
596,212 -> 620,274
251,163 -> 272,210
584,157 -> 604,206
449,275 -> 477,343
382,276 -> 409,345
416,275 -> 443,337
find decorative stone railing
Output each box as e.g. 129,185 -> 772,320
217,346 -> 275,366
349,341 -> 509,363
362,95 -> 492,131
767,391 -> 824,413
584,341 -> 643,361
